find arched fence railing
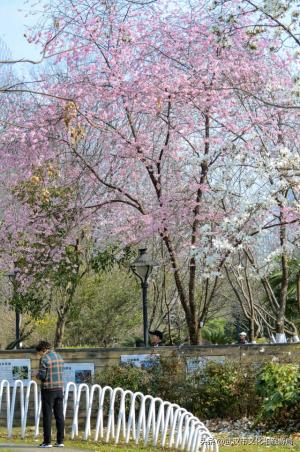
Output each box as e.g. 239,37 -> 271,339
0,380 -> 219,452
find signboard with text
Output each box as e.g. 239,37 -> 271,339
186,356 -> 225,374
62,362 -> 94,386
0,359 -> 31,386
120,354 -> 160,369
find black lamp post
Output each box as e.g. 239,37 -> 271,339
130,248 -> 158,347
6,269 -> 21,350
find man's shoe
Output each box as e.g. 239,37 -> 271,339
54,444 -> 64,448
38,444 -> 52,448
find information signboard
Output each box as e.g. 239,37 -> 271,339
0,359 -> 31,386
120,354 -> 160,369
186,356 -> 225,374
62,362 -> 94,386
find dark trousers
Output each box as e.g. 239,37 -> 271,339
41,389 -> 64,444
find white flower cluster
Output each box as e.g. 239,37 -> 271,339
213,237 -> 235,252
221,212 -> 251,233
263,0 -> 287,16
276,146 -> 300,170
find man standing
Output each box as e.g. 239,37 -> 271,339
35,341 -> 65,448
149,330 -> 163,347
238,332 -> 248,345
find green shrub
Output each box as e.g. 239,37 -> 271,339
201,319 -> 236,345
94,356 -> 260,421
192,361 -> 260,419
256,362 -> 300,429
147,358 -> 260,419
94,360 -> 300,430
147,354 -> 196,412
95,363 -> 151,394
255,337 -> 269,344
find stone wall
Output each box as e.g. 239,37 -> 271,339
0,342 -> 299,375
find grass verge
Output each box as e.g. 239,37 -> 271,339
0,429 -> 299,451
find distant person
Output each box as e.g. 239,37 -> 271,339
238,332 -> 248,344
35,341 -> 65,448
149,330 -> 163,347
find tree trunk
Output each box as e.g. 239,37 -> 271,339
53,260 -> 79,348
54,312 -> 66,348
186,112 -> 209,345
198,323 -> 204,345
188,320 -> 199,344
276,207 -> 288,341
162,233 -> 200,344
249,318 -> 255,343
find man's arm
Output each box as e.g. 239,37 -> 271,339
36,356 -> 48,381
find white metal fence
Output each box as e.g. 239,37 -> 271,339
0,380 -> 219,452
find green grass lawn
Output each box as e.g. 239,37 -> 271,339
0,431 -> 177,451
0,436 -> 177,451
0,430 -> 300,451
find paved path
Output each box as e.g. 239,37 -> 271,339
0,445 -> 91,452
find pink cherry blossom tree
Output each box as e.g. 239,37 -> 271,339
1,0 -> 300,343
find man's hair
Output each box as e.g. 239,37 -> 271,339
149,330 -> 163,340
36,340 -> 52,352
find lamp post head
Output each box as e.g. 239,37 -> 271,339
130,248 -> 158,284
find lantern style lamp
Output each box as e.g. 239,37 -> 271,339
130,248 -> 158,347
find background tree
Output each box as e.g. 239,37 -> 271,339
65,269 -> 141,347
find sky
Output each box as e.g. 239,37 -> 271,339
0,0 -> 41,61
